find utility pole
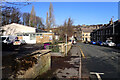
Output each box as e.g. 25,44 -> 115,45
66,34 -> 67,56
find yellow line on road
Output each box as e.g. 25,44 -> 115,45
79,46 -> 85,58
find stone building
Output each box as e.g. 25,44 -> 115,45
91,19 -> 120,44
81,28 -> 93,42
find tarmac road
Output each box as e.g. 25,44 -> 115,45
77,42 -> 120,80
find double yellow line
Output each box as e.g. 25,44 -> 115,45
78,46 -> 85,58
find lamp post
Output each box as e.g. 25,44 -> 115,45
112,16 -> 115,42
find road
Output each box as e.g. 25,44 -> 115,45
76,42 -> 120,80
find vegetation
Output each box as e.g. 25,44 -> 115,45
2,7 -> 22,26
56,18 -> 74,42
1,2 -> 44,30
46,3 -> 55,30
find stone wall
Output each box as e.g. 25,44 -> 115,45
58,42 -> 72,56
10,50 -> 51,79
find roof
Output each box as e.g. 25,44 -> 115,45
1,23 -> 36,29
81,28 -> 93,33
1,23 -> 36,36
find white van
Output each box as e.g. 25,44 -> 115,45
1,35 -> 17,44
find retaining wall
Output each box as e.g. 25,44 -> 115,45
10,50 -> 51,79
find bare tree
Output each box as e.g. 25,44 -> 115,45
46,12 -> 49,29
30,5 -> 36,27
2,7 -> 21,26
67,18 -> 74,37
36,16 -> 44,29
48,3 -> 55,28
23,13 -> 30,26
57,18 -> 74,42
1,2 -> 31,26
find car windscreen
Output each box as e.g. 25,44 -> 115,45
15,40 -> 20,41
107,41 -> 112,43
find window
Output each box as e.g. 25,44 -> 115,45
40,34 -> 42,36
36,34 -> 42,36
30,34 -> 36,40
17,34 -> 22,36
36,34 -> 39,36
23,34 -> 29,36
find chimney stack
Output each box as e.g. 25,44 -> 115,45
109,18 -> 113,24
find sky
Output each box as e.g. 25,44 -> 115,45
4,2 -> 118,26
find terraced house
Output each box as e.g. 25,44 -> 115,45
91,19 -> 120,44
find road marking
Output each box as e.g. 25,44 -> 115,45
90,72 -> 104,80
79,46 -> 85,58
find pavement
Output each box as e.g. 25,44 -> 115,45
48,42 -> 120,80
52,45 -> 81,79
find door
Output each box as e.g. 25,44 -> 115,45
85,38 -> 88,42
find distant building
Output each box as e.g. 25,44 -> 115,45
81,28 -> 93,42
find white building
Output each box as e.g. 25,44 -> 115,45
1,23 -> 37,44
1,23 -> 36,36
1,23 -> 54,44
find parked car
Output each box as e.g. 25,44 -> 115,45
1,36 -> 17,45
97,41 -> 103,46
19,39 -> 26,45
90,41 -> 93,44
116,43 -> 120,49
1,36 -> 12,45
102,42 -> 106,46
92,41 -> 96,45
13,40 -> 21,45
104,40 -> 116,47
